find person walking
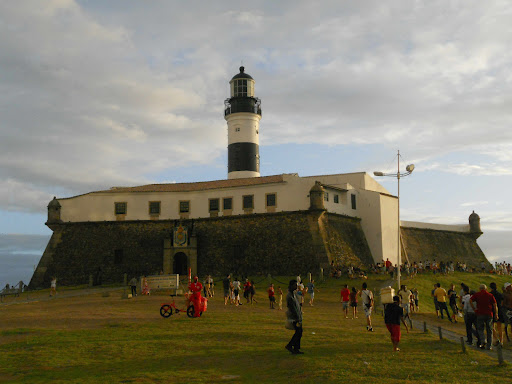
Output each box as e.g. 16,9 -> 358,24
359,282 -> 374,331
340,284 -> 350,318
470,284 -> 498,350
431,284 -> 440,318
503,282 -> 512,339
268,283 -> 276,309
285,280 -> 304,354
244,279 -> 252,303
129,277 -> 138,297
398,285 -> 413,328
208,275 -> 214,297
297,280 -> 305,306
350,287 -> 359,319
434,283 -> 452,322
384,295 -> 409,352
461,286 -> 480,346
412,288 -> 419,312
489,282 -> 505,346
448,284 -> 462,322
233,277 -> 242,306
50,277 -> 57,297
307,280 -> 317,306
223,274 -> 231,305
250,280 -> 258,304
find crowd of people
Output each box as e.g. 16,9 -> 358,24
123,264 -> 512,356
332,259 -> 512,280
430,280 -> 512,350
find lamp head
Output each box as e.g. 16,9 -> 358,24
406,164 -> 415,173
373,171 -> 384,176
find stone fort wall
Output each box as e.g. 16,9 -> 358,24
29,211 -> 373,288
401,227 -> 489,267
29,211 -> 489,289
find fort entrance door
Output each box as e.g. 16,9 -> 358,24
173,252 -> 188,275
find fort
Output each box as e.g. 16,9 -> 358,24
30,68 -> 489,288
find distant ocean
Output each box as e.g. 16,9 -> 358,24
0,234 -> 50,288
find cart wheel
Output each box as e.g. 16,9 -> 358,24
160,304 -> 173,318
187,305 -> 195,318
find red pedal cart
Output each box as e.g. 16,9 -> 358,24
160,292 -> 208,318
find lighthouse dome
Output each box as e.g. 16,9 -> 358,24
231,66 -> 253,81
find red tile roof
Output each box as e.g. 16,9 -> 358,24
95,175 -> 286,194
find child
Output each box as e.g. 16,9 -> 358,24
268,284 -> 276,309
277,286 -> 283,310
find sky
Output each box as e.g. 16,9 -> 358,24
1,1 -> 511,286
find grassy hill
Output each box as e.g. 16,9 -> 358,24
0,273 -> 510,383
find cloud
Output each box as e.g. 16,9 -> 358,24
460,201 -> 488,207
477,230 -> 512,264
0,0 -> 511,218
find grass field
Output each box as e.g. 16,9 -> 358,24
1,273 -> 511,383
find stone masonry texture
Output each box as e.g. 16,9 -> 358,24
401,227 -> 490,268
30,211 -> 372,288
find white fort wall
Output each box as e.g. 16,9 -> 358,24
58,174 -> 369,223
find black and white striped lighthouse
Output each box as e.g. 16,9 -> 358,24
224,66 -> 262,179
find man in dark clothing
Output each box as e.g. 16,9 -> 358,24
285,280 -> 303,354
384,295 -> 409,352
129,277 -> 138,297
490,282 -> 505,345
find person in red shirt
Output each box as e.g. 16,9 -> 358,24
470,284 -> 498,349
340,284 -> 351,319
243,279 -> 252,304
268,284 -> 275,309
188,276 -> 203,317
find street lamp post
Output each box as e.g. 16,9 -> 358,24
374,150 -> 415,290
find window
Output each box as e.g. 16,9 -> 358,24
235,127 -> 240,132
149,201 -> 160,215
334,194 -> 339,204
209,198 -> 219,212
266,193 -> 276,207
180,201 -> 190,213
324,192 -> 329,202
115,202 -> 127,215
234,79 -> 248,97
243,195 -> 254,210
223,197 -> 233,210
351,194 -> 357,210
114,249 -> 123,265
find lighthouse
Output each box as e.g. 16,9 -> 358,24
224,66 -> 262,179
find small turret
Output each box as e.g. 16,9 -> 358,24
469,210 -> 482,239
309,182 -> 325,210
47,197 -> 62,225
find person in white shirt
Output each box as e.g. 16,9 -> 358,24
232,278 -> 242,306
461,287 -> 480,346
399,285 -> 413,328
359,282 -> 374,331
